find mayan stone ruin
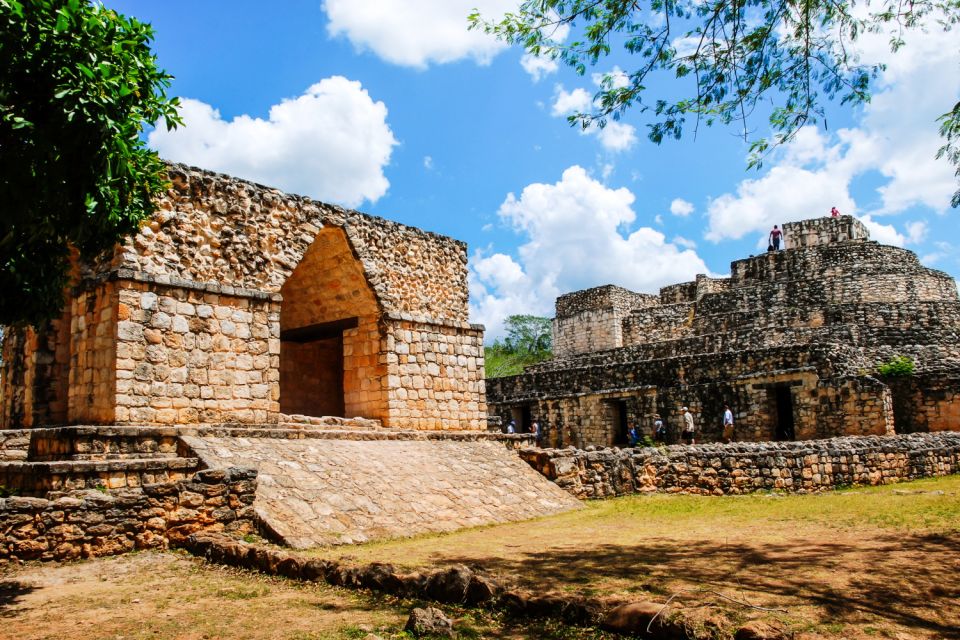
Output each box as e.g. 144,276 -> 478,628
1,163 -> 487,431
0,164 -> 579,558
488,215 -> 960,447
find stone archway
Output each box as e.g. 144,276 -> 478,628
278,227 -> 384,421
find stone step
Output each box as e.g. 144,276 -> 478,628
27,426 -> 186,462
278,414 -> 383,430
0,457 -> 201,495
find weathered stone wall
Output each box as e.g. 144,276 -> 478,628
116,164 -> 469,323
520,432 -> 960,499
553,286 -> 657,358
783,215 -> 869,249
68,282 -> 118,423
0,466 -> 257,563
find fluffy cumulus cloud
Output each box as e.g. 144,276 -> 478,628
470,166 -> 709,336
149,77 -> 397,208
670,198 -> 694,217
703,16 -> 958,245
323,0 -> 516,68
520,53 -> 559,82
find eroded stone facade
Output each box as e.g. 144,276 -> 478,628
2,164 -> 486,430
489,216 -> 960,446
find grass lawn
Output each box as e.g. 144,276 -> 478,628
2,476 -> 958,639
311,475 -> 960,639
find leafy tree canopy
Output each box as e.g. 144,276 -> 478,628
0,0 -> 181,327
486,315 -> 553,378
471,0 -> 960,205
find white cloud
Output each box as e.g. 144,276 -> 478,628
551,85 -> 592,116
470,166 -> 709,337
706,165 -> 855,242
670,198 -> 694,217
859,215 -> 905,247
591,66 -> 630,90
704,14 -> 958,241
323,0 -> 515,68
905,220 -> 928,244
673,236 -> 697,249
551,73 -> 639,153
595,121 -> 638,152
149,77 -> 397,208
521,53 -> 559,82
423,155 -> 434,170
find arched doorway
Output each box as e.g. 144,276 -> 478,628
279,227 -> 383,420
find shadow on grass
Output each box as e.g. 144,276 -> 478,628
433,532 -> 960,638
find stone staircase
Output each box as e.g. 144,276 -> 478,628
0,426 -> 201,494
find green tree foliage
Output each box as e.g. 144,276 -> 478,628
470,0 -> 960,196
0,0 -> 181,326
485,315 -> 553,378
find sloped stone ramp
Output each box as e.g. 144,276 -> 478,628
181,436 -> 581,548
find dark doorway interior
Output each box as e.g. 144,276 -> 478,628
520,405 -> 532,433
774,386 -> 795,441
280,319 -> 355,418
612,399 -> 630,445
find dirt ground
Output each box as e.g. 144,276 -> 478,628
2,476 -> 958,640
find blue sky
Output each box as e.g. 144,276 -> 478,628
108,0 -> 960,338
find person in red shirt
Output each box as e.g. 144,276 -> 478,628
769,224 -> 783,250
831,206 -> 840,217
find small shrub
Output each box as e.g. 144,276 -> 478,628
877,355 -> 915,377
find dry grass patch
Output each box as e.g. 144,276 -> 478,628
311,475 -> 960,639
0,551 -> 618,640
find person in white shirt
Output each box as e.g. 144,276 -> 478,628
722,404 -> 735,443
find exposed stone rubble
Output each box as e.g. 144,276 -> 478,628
182,436 -> 581,548
1,163 -> 486,430
0,467 -> 257,563
489,216 -> 960,446
520,432 -> 960,499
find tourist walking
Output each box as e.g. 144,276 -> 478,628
530,420 -> 540,443
506,420 -> 515,434
682,406 -> 696,444
653,414 -> 666,443
769,224 -> 783,250
627,422 -> 640,447
722,403 -> 735,443
830,206 -> 840,218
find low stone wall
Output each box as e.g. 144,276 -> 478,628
520,433 -> 960,499
0,466 -> 256,563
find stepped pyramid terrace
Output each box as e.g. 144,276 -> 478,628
487,216 -> 960,447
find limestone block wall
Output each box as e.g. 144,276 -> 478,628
1,164 -> 486,430
488,344 -> 901,446
888,374 -> 960,434
112,276 -> 281,425
520,432 -> 960,499
384,317 -> 487,430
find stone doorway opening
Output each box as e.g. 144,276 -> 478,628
774,386 -> 796,440
609,399 -> 630,445
510,404 -> 533,432
278,227 -> 383,421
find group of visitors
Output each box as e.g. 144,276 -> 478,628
625,403 -> 738,446
504,418 -> 542,443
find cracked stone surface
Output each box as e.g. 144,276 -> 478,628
181,436 -> 580,548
